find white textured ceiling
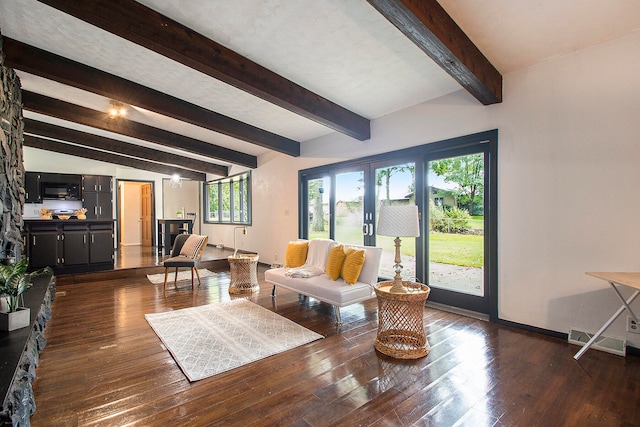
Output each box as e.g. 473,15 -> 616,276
1,0 -> 639,172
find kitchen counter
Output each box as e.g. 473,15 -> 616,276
23,220 -> 115,274
23,218 -> 116,223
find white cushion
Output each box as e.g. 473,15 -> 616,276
179,234 -> 207,259
265,267 -> 373,307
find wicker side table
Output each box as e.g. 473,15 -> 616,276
228,254 -> 260,294
374,281 -> 431,359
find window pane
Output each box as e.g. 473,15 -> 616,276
242,179 -> 249,222
220,182 -> 231,222
428,153 -> 484,296
307,177 -> 330,239
374,162 -> 416,280
208,183 -> 219,221
233,180 -> 241,222
334,171 -> 364,245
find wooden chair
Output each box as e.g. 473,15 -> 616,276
162,234 -> 208,291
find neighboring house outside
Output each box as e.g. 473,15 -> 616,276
428,186 -> 457,210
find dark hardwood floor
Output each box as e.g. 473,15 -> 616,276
30,246 -> 640,426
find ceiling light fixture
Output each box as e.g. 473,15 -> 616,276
169,174 -> 183,188
108,100 -> 127,118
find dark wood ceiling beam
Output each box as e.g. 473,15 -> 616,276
24,135 -> 206,181
36,0 -> 371,141
24,118 -> 228,177
2,37 -> 299,157
367,0 -> 502,105
21,91 -> 256,170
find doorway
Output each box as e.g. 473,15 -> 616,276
117,180 -> 155,248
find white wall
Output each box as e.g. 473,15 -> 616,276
237,31 -> 640,345
162,179 -> 201,233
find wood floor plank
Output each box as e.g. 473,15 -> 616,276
26,252 -> 640,427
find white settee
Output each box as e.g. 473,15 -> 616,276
264,239 -> 382,324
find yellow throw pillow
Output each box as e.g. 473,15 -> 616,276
285,241 -> 308,267
325,244 -> 346,280
340,247 -> 366,285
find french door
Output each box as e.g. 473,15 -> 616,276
423,145 -> 492,314
299,131 -> 497,318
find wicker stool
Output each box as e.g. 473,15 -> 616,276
374,281 -> 431,359
228,254 -> 260,294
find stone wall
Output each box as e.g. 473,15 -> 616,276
0,35 -> 24,260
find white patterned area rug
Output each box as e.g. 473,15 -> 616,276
146,268 -> 216,284
144,299 -> 324,381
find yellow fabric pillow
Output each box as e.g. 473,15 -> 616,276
340,247 -> 366,285
325,244 -> 346,280
285,241 -> 308,267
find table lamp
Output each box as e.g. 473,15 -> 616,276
377,204 -> 420,293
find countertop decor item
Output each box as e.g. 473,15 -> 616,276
74,208 -> 87,219
56,215 -> 71,220
39,208 -> 52,219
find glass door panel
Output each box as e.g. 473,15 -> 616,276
427,153 -> 485,297
306,177 -> 330,240
334,171 -> 364,245
373,162 -> 416,280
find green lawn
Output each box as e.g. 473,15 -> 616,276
469,216 -> 484,230
309,213 -> 483,268
429,232 -> 483,268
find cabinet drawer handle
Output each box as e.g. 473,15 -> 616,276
33,236 -> 36,246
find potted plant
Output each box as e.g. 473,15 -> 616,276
0,259 -> 52,331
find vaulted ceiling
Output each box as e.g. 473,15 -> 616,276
1,0 -> 638,180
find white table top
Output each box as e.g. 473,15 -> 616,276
586,272 -> 640,291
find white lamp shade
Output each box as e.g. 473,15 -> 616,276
377,204 -> 420,237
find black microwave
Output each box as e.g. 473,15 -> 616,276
41,182 -> 80,200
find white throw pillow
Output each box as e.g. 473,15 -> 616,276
179,235 -> 208,259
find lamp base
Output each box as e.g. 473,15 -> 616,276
388,237 -> 407,293
389,277 -> 407,293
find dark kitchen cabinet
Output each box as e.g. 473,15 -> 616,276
63,229 -> 90,265
27,228 -> 59,269
89,225 -> 115,264
82,175 -> 113,220
82,175 -> 112,193
24,220 -> 114,274
25,172 -> 42,203
83,192 -> 113,220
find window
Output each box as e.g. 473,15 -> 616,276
205,172 -> 251,224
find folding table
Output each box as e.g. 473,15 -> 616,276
574,272 -> 640,360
